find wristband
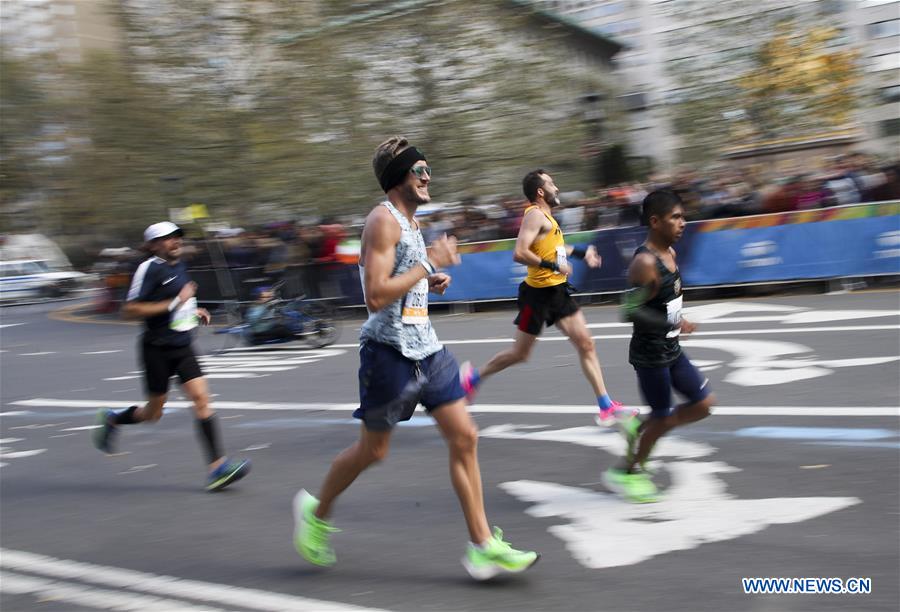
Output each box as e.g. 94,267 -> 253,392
538,259 -> 560,272
168,297 -> 182,312
571,245 -> 587,260
420,259 -> 436,275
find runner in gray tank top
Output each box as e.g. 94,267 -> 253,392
293,136 -> 538,581
359,200 -> 441,361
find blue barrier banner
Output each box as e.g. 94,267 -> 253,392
335,202 -> 898,304
432,250 -> 525,302
681,206 -> 900,285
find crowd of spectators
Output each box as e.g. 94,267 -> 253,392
92,152 -> 899,308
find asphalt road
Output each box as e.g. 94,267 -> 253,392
1,290 -> 898,611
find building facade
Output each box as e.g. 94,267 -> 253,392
533,0 -> 900,173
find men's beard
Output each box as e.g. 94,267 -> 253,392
548,193 -> 561,208
401,181 -> 430,205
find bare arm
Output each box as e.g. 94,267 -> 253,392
567,243 -> 601,268
620,252 -> 669,330
361,208 -> 430,312
513,209 -> 549,267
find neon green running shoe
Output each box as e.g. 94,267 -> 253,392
293,489 -> 339,566
602,467 -> 659,503
620,416 -> 642,465
463,527 -> 539,580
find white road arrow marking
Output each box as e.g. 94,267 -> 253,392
502,462 -> 859,569
681,338 -> 900,386
485,424 -> 863,569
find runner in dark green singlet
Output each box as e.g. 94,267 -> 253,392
603,190 -> 717,503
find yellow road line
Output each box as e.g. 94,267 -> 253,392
49,303 -> 137,326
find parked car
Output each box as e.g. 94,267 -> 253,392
0,259 -> 90,301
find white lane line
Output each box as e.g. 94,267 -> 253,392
206,373 -> 271,379
326,324 -> 900,348
103,376 -> 139,381
9,398 -> 900,417
0,411 -> 31,417
60,425 -> 102,431
203,367 -> 296,372
0,449 -> 46,459
1,570 -> 226,611
0,548 -> 385,611
0,438 -> 24,443
0,323 -> 25,329
19,352 -> 56,356
118,464 -> 157,475
81,350 -> 123,355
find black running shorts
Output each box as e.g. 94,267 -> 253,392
140,342 -> 204,395
513,281 -> 580,336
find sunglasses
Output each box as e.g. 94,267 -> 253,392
410,165 -> 432,179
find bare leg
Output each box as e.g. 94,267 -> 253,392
315,425 -> 392,520
182,376 -> 213,419
555,310 -> 608,397
478,330 -> 538,381
431,399 -> 491,544
630,395 -> 715,471
134,393 -> 167,423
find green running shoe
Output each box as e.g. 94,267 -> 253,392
602,467 -> 659,503
293,489 -> 339,566
463,527 -> 539,581
620,416 -> 641,465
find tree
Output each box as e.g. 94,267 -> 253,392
666,14 -> 861,165
3,0 -> 622,243
736,23 -> 860,141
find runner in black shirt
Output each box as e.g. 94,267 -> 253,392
603,191 -> 716,503
92,222 -> 250,492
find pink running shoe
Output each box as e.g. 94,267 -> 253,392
594,400 -> 638,427
459,361 -> 480,402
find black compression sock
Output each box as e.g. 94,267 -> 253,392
113,405 -> 140,425
195,415 -> 224,464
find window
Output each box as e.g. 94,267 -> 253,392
819,0 -> 844,14
880,85 -> 900,103
880,118 -> 900,137
868,19 -> 900,39
869,52 -> 900,72
619,92 -> 648,111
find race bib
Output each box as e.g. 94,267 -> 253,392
170,296 -> 199,332
556,246 -> 568,274
665,294 -> 683,338
401,278 -> 429,325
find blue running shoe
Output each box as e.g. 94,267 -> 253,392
206,458 -> 251,492
92,409 -> 117,454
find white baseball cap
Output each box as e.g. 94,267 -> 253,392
144,221 -> 184,242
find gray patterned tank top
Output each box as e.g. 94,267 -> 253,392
359,201 -> 442,361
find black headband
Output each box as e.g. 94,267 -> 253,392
378,146 -> 426,192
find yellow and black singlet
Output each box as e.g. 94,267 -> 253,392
523,205 -> 567,289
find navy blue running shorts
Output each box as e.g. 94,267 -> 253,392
354,341 -> 466,431
634,352 -> 710,419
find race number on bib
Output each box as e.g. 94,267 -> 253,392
170,297 -> 199,332
665,294 -> 683,338
401,278 -> 429,325
556,246 -> 568,273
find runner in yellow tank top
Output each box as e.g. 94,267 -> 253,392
460,168 -> 637,425
523,204 -> 567,289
